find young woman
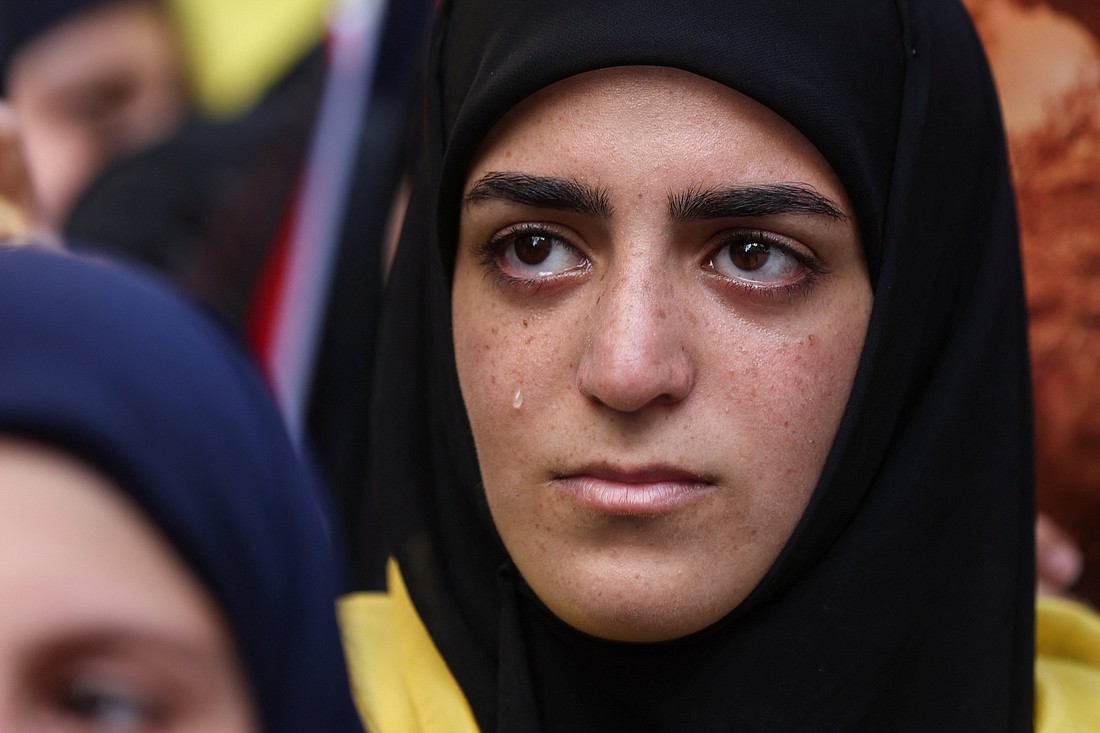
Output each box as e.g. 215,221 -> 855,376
0,246 -> 363,733
341,0 -> 1100,730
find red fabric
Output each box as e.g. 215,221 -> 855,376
245,175 -> 303,378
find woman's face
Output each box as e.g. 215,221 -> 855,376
0,438 -> 256,733
453,66 -> 872,642
6,0 -> 187,229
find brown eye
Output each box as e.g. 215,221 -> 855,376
493,226 -> 588,281
514,234 -> 554,265
730,241 -> 770,272
708,231 -> 808,285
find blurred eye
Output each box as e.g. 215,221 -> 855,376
60,677 -> 161,731
494,227 -> 588,280
707,231 -> 810,286
64,78 -> 136,126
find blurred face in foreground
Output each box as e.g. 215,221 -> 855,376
5,0 -> 187,229
453,66 -> 872,642
0,438 -> 256,733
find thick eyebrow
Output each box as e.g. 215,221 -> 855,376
669,183 -> 848,222
464,172 -> 613,218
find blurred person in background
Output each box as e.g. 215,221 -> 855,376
63,0 -> 433,576
0,0 -> 189,232
0,245 -> 364,733
5,0 -> 433,583
59,0 -> 339,316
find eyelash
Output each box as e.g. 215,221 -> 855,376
701,228 -> 828,303
474,223 -> 827,302
474,222 -> 588,294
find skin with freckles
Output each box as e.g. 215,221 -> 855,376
452,66 -> 873,643
0,438 -> 256,733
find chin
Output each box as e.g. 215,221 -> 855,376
551,592 -> 733,643
521,552 -> 750,643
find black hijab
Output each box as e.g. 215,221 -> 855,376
369,0 -> 1034,730
0,247 -> 365,733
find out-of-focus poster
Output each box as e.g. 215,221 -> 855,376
965,0 -> 1100,600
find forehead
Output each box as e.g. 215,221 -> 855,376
466,66 -> 851,211
7,1 -> 174,96
0,438 -> 220,640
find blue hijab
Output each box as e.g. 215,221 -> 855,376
0,246 -> 364,733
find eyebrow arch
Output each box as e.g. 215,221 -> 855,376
669,183 -> 848,222
464,172 -> 613,218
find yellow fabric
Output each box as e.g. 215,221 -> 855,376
339,561 -> 480,733
165,0 -> 329,116
1036,595 -> 1100,733
341,574 -> 1100,732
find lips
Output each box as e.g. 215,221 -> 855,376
554,465 -> 714,516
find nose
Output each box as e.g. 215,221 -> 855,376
576,264 -> 694,412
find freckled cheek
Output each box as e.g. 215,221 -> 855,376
715,330 -> 862,463
455,322 -> 561,556
454,314 -> 574,465
455,323 -> 515,428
